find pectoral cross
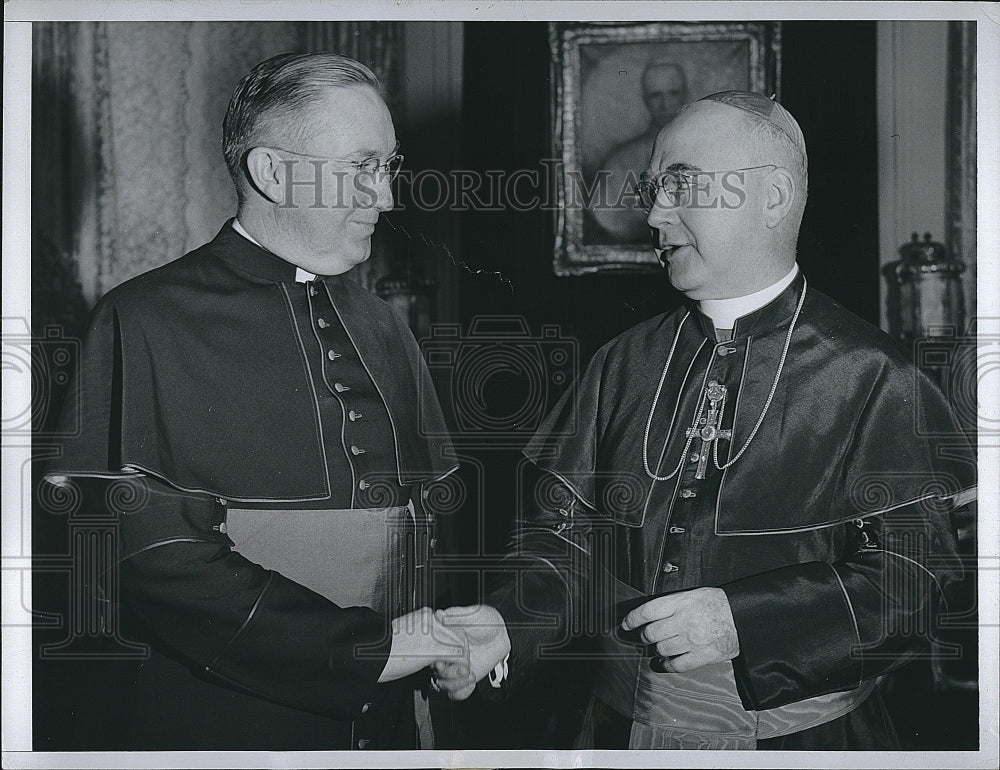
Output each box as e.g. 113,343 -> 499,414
685,381 -> 732,479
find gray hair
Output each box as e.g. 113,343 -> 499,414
222,53 -> 384,196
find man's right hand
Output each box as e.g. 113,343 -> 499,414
430,604 -> 511,701
378,606 -> 468,683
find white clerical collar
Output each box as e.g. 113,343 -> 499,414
698,264 -> 799,331
231,218 -> 316,284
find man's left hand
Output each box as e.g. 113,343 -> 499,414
621,587 -> 739,673
430,604 -> 511,701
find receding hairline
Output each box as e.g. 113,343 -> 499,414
670,100 -> 806,176
266,82 -> 388,137
224,53 -> 388,201
236,82 -> 391,181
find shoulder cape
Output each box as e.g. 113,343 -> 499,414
524,276 -> 976,532
46,225 -> 457,502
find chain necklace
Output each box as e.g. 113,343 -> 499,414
642,277 -> 808,482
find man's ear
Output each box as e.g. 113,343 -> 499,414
762,168 -> 796,229
244,146 -> 286,205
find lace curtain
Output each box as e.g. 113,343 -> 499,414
32,21 -> 404,315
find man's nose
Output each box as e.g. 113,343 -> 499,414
646,197 -> 678,231
370,172 -> 394,213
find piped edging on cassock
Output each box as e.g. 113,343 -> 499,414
713,485 -> 978,536
40,465 -> 337,505
278,282 -> 334,498
119,463 -> 336,504
44,458 -> 459,507
119,536 -> 226,564
324,280 -> 406,489
827,563 -> 863,690
205,571 -> 274,673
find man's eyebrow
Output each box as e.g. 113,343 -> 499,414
350,141 -> 401,159
664,162 -> 702,173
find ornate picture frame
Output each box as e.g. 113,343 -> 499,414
551,21 -> 782,275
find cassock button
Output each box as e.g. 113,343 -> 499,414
317,318 -> 329,329
351,445 -> 366,455
361,702 -> 371,714
308,285 -> 317,297
357,738 -> 369,749
359,480 -> 370,490
349,410 -> 363,421
662,562 -> 679,574
430,538 -> 438,550
327,350 -> 342,361
334,383 -> 350,393
669,526 -> 686,533
679,488 -> 697,499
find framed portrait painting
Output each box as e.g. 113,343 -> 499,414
551,21 -> 782,275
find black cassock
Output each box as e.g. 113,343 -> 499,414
490,273 -> 976,749
43,224 -> 457,750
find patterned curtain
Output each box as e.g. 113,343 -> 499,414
32,21 -> 405,314
32,22 -> 115,326
33,21 -> 310,309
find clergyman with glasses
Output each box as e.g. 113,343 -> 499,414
434,91 -> 976,750
42,53 -> 495,751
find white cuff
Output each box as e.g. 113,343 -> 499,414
488,654 -> 510,688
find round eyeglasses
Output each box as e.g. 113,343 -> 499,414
637,165 -> 777,212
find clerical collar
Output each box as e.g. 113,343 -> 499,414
698,264 -> 799,331
231,218 -> 316,284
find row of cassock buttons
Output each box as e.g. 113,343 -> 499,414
662,441 -> 709,575
311,288 -> 374,749
357,701 -> 372,748
316,311 -> 369,493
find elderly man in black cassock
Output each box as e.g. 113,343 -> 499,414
435,91 -> 977,750
44,53 -> 472,751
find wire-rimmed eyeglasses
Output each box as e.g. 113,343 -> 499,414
266,146 -> 405,181
637,164 -> 777,212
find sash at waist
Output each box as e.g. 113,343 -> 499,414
224,505 -> 417,615
594,572 -> 874,746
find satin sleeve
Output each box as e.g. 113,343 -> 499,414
722,499 -> 966,710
